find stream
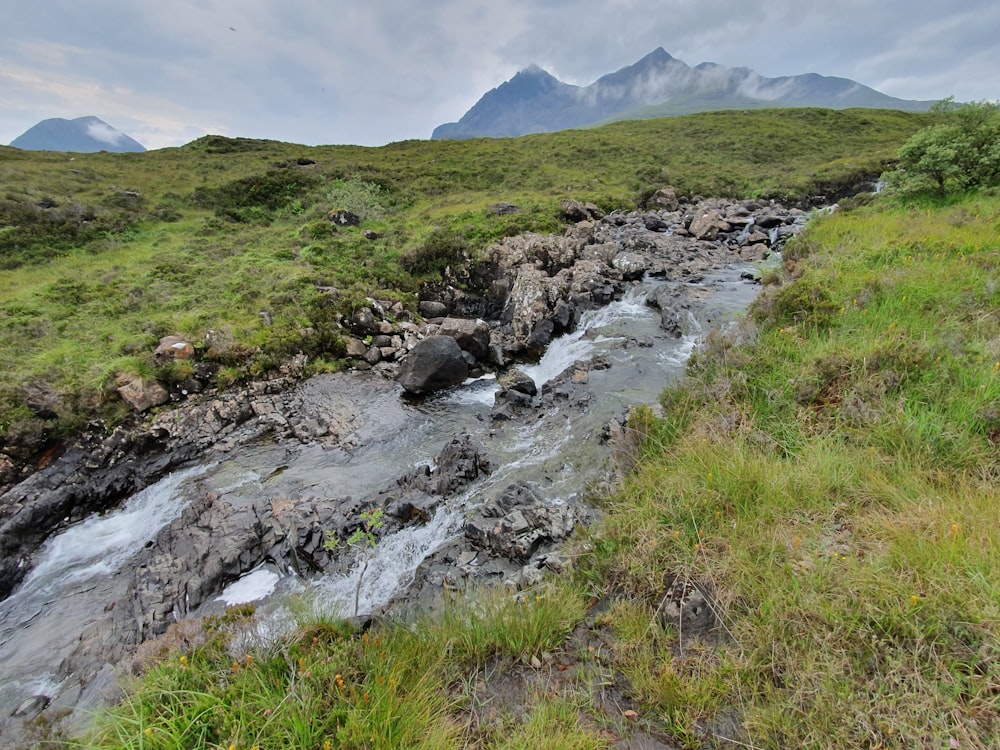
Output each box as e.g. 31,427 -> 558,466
0,266 -> 761,738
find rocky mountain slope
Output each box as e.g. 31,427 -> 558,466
432,47 -> 934,139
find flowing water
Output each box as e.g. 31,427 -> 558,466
0,267 -> 760,731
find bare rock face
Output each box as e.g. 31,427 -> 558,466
397,335 -> 469,394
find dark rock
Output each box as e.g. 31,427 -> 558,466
502,369 -> 538,397
347,307 -> 381,336
328,209 -> 361,226
642,214 -> 669,232
755,214 -> 785,229
419,300 -> 449,319
397,336 -> 469,394
489,202 -> 521,215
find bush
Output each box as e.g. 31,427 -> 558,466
884,99 -> 1000,195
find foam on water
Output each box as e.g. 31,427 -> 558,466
316,506 -> 460,617
217,568 -> 282,605
522,287 -> 653,386
20,465 -> 207,594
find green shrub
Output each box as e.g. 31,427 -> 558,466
883,99 -> 1000,195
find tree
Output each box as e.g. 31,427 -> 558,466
885,100 -> 1000,195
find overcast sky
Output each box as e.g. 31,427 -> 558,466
2,1 -> 998,150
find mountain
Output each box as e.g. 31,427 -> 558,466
10,116 -> 146,153
432,48 -> 935,139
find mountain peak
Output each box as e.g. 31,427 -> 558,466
10,116 -> 146,153
433,50 -> 935,140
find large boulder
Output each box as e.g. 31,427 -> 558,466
397,336 -> 469,394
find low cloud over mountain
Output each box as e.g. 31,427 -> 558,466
433,48 -> 935,140
10,116 -> 146,153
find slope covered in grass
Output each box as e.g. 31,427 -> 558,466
0,109 -> 928,452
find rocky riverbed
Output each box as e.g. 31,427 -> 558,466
0,192 -> 813,742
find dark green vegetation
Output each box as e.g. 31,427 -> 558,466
58,187 -> 1000,750
883,100 -> 1000,194
0,108 -> 930,455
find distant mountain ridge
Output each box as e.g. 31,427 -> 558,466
432,48 -> 935,140
10,116 -> 146,153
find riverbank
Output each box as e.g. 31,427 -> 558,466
47,189 -> 999,750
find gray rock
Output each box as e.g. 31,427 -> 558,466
437,317 -> 491,360
397,336 -> 469,394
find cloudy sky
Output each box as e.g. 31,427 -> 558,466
2,1 -> 998,150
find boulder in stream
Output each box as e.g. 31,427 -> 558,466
397,335 -> 469,394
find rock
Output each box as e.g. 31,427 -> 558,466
559,199 -> 601,222
689,209 -> 724,240
345,338 -> 368,358
397,336 -> 469,394
650,186 -> 680,211
361,230 -> 380,240
154,335 -> 195,364
328,209 -> 361,226
464,482 -> 582,563
11,694 -> 50,718
116,373 -> 170,412
611,252 -> 650,280
489,202 -> 521,215
347,307 -> 381,336
501,369 -> 538,397
643,214 -> 669,232
436,317 -> 491,360
755,214 -> 785,229
419,300 -> 449,318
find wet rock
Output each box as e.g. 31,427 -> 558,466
501,369 -> 538,397
397,336 -> 469,394
464,482 -> 583,563
10,694 -> 50,719
646,283 -> 712,338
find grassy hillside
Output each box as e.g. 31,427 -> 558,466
60,190 -> 1000,749
0,108 -> 929,454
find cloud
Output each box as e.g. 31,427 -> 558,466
84,120 -> 127,145
1,0 -> 997,148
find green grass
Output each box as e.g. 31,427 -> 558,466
588,189 -> 1000,747
0,108 -> 929,445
